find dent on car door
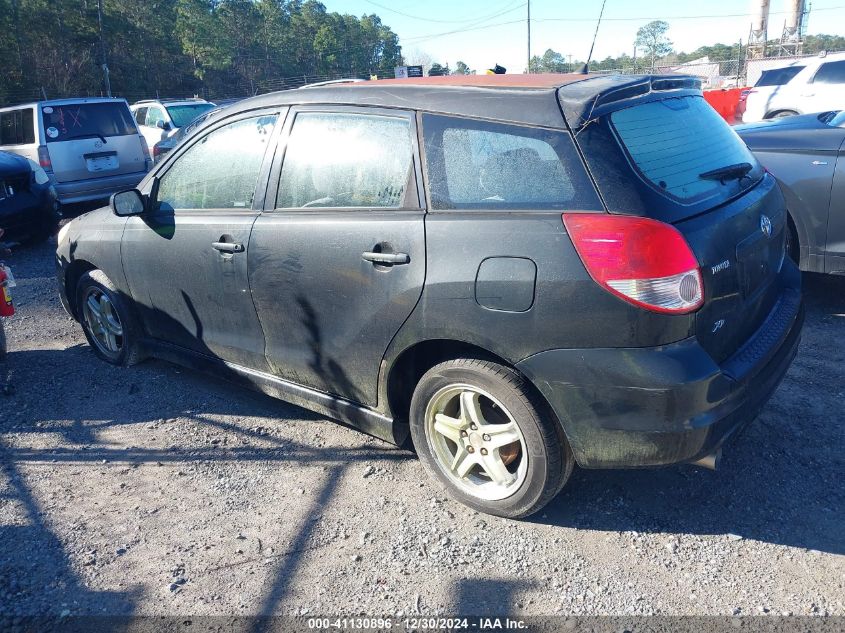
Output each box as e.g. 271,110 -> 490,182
249,108 -> 426,407
121,111 -> 282,369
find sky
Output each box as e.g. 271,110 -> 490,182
325,0 -> 845,73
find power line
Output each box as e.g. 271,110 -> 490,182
533,5 -> 845,23
403,4 -> 528,44
361,0 -> 522,25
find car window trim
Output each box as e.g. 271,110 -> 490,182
141,107 -> 287,216
264,104 -> 425,213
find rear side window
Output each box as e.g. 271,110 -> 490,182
133,107 -> 148,126
610,96 -> 759,203
813,60 -> 845,84
42,102 -> 137,143
277,112 -> 414,209
755,66 -> 803,86
422,114 -> 601,210
0,108 -> 35,145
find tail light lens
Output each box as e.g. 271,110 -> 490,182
563,213 -> 704,314
140,136 -> 151,160
37,145 -> 52,170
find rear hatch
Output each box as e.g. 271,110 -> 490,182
41,101 -> 146,183
563,81 -> 786,364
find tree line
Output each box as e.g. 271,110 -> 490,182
529,28 -> 845,75
0,0 -> 403,106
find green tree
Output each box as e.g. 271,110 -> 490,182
452,60 -> 473,75
528,49 -> 567,73
428,62 -> 449,76
635,20 -> 673,72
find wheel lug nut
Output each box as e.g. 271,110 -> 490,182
480,448 -> 488,456
460,430 -> 468,437
467,446 -> 475,453
470,424 -> 477,430
482,434 -> 491,441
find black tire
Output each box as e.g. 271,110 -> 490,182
409,358 -> 574,519
769,110 -> 798,119
76,270 -> 144,366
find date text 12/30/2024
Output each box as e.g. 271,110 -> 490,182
307,617 -> 528,630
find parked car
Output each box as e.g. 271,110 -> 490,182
0,150 -> 60,241
152,105 -> 231,164
130,98 -> 216,151
741,51 -> 845,122
738,110 -> 845,274
0,98 -> 151,205
56,74 -> 803,518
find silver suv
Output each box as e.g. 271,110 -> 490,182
0,98 -> 151,204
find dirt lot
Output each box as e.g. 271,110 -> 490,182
0,235 -> 843,619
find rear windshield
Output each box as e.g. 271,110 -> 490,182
165,103 -> 215,128
610,96 -> 760,204
42,102 -> 137,143
755,66 -> 803,86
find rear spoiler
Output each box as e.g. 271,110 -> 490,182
557,74 -> 702,131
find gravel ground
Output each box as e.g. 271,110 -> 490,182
0,235 -> 843,619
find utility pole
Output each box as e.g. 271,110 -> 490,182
97,0 -> 111,97
526,0 -> 531,73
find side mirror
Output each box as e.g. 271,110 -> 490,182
156,120 -> 171,131
111,189 -> 145,217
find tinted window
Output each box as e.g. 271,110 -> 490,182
42,102 -> 137,143
277,112 -> 413,209
134,107 -> 148,125
813,60 -> 845,84
611,96 -> 760,203
422,114 -> 600,210
156,115 -> 277,211
0,108 -> 35,145
166,103 -> 216,128
755,66 -> 803,86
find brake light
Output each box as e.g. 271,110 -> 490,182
37,145 -> 52,170
563,213 -> 704,314
140,136 -> 151,160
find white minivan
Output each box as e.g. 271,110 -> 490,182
0,97 -> 152,204
130,98 -> 216,151
742,52 -> 845,122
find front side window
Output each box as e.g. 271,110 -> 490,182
146,107 -> 165,127
0,108 -> 35,145
277,112 -> 414,209
813,60 -> 845,84
422,114 -> 600,210
156,115 -> 277,211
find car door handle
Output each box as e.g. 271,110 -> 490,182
362,251 -> 410,265
212,241 -> 244,253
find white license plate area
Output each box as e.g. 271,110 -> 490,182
86,155 -> 118,172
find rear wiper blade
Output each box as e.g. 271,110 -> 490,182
61,133 -> 108,144
699,162 -> 753,182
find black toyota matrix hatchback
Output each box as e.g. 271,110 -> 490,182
56,74 -> 803,518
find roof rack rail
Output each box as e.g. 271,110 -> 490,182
300,78 -> 366,88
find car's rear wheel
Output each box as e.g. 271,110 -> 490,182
77,270 -> 143,366
769,110 -> 798,119
409,358 -> 573,518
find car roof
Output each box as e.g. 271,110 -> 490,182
223,73 -> 701,130
0,97 -> 128,111
131,99 -> 212,108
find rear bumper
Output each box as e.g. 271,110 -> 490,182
516,267 -> 804,469
52,170 -> 146,205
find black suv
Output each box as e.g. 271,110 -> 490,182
56,74 -> 803,518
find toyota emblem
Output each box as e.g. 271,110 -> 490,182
760,215 -> 772,238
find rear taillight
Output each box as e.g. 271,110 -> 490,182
37,145 -> 52,170
140,136 -> 151,158
563,213 -> 704,314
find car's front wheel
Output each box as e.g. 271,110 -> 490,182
77,270 -> 143,366
409,358 -> 573,518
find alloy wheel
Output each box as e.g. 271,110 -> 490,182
82,287 -> 124,357
424,384 -> 528,501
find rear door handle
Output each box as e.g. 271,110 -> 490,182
362,251 -> 410,265
212,241 -> 244,253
